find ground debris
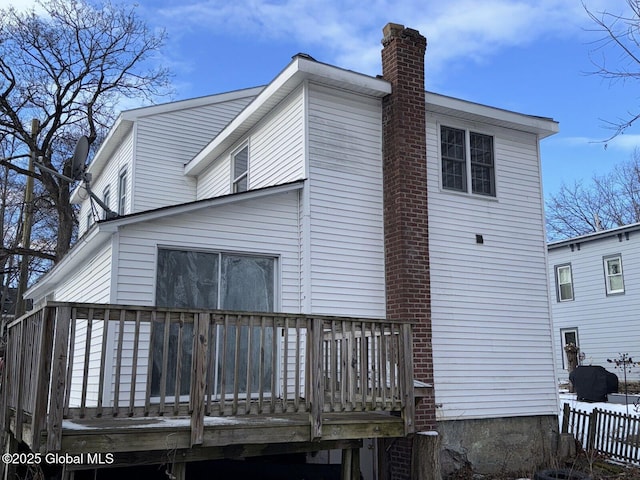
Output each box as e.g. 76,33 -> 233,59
444,451 -> 640,480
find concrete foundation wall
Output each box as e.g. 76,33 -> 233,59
438,415 -> 558,476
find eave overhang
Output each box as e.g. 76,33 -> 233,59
425,91 -> 559,139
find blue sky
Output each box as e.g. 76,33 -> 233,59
4,0 -> 640,201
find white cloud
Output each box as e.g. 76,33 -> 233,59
557,134 -> 640,152
155,0 -> 608,76
3,0 -> 632,78
0,0 -> 42,12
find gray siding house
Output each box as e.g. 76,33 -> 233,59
548,223 -> 640,383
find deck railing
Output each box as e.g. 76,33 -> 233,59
1,302 -> 415,453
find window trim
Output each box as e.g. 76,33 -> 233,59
231,143 -> 249,193
555,263 -> 574,302
439,124 -> 497,197
117,169 -> 127,215
603,254 -> 625,295
560,327 -> 579,371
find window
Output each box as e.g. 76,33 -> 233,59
86,211 -> 93,231
440,126 -> 495,196
102,187 -> 111,220
154,249 -> 275,397
604,255 -> 624,295
232,145 -> 248,193
555,264 -> 574,302
117,170 -> 127,215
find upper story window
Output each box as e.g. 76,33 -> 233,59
232,145 -> 248,193
102,187 -> 111,220
603,255 -> 624,295
555,264 -> 574,302
441,126 -> 495,196
117,169 -> 127,215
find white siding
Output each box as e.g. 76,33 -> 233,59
307,84 -> 386,318
135,97 -> 255,211
428,113 -> 557,420
53,241 -> 112,407
77,132 -> 133,237
115,191 -> 301,308
54,241 -> 112,303
549,233 -> 640,381
109,190 -> 301,403
196,86 -> 305,200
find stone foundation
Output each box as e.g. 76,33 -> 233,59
438,415 -> 558,477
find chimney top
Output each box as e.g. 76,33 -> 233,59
382,23 -> 425,47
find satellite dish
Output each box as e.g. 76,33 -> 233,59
71,135 -> 89,181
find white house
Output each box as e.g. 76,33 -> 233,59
12,24 -> 560,479
548,223 -> 640,383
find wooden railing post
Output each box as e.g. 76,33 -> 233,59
309,317 -> 323,440
400,323 -> 415,435
561,403 -> 570,434
31,307 -> 56,452
191,313 -> 209,446
47,305 -> 72,452
587,408 -> 598,451
12,321 -> 25,444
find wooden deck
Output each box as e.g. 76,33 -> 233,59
1,302 -> 415,472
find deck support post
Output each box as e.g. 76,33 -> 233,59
341,447 -> 360,480
191,313 -> 209,446
47,306 -> 72,452
309,317 -> 323,439
411,431 -> 442,480
2,434 -> 17,480
171,461 -> 186,480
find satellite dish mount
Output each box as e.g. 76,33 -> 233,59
35,135 -> 118,219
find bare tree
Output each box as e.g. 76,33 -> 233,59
585,0 -> 640,141
0,0 -> 171,270
546,151 -> 640,240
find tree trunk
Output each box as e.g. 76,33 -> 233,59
56,196 -> 75,262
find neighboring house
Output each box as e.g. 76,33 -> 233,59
548,223 -> 640,383
2,24 -> 560,480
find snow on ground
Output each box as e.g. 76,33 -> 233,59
559,392 -> 640,418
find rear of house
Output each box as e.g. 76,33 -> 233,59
3,23 -> 562,480
548,223 -> 640,383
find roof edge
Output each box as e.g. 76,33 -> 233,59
425,91 -> 559,138
548,222 -> 640,249
184,56 -> 391,176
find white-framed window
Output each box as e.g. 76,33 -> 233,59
232,144 -> 249,193
86,211 -> 93,231
102,186 -> 111,220
603,254 -> 624,295
117,169 -> 127,215
555,264 -> 574,302
560,328 -> 579,370
440,125 -> 495,196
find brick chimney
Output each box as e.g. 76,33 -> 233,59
381,23 -> 435,432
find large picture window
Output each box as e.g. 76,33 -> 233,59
441,126 -> 495,196
153,249 -> 275,398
